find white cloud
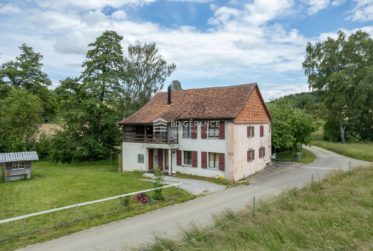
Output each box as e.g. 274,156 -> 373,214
112,10 -> 127,20
302,0 -> 345,15
0,3 -> 22,14
1,0 -> 370,100
348,0 -> 373,22
32,0 -> 156,10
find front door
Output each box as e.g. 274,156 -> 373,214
148,149 -> 153,170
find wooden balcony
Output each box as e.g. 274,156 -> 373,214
122,125 -> 178,144
123,134 -> 178,144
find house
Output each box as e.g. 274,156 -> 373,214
0,151 -> 39,181
119,83 -> 271,181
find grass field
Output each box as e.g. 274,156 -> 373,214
147,166 -> 373,250
0,161 -> 194,251
275,149 -> 316,164
312,140 -> 373,161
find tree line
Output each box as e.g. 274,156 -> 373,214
0,30 -> 178,161
268,30 -> 373,153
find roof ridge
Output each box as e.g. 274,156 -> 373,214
160,82 -> 257,93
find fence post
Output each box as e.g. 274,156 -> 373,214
252,195 -> 256,217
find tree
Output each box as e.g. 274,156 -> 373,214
81,30 -> 125,103
303,30 -> 373,142
52,31 -> 126,162
268,103 -> 317,152
0,88 -> 43,151
0,44 -> 56,119
124,42 -> 176,113
171,80 -> 182,90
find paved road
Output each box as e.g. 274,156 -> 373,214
19,146 -> 371,251
143,173 -> 226,195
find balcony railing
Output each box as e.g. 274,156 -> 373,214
123,134 -> 178,144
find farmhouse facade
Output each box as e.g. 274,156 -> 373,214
119,83 -> 271,181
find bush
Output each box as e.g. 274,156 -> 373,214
36,133 -> 53,159
153,167 -> 165,201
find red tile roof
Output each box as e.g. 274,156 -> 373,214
119,83 -> 258,124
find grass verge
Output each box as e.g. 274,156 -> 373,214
312,140 -> 373,161
146,166 -> 373,251
175,172 -> 234,187
276,148 -> 316,164
0,161 -> 195,251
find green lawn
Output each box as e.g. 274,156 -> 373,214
275,149 -> 316,164
147,166 -> 373,251
312,140 -> 373,161
0,161 -> 195,251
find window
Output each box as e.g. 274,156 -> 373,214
137,154 -> 144,163
208,152 -> 219,168
247,149 -> 255,162
183,151 -> 192,165
182,123 -> 192,138
12,162 -> 25,170
208,123 -> 219,138
259,147 -> 265,158
247,126 -> 255,137
260,125 -> 264,137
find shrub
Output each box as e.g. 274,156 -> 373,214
153,167 -> 165,201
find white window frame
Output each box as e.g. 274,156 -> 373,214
182,123 -> 192,138
183,151 -> 192,165
208,124 -> 219,138
208,152 -> 219,169
137,154 -> 144,164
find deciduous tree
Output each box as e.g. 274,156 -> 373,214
303,30 -> 373,142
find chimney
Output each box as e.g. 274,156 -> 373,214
167,85 -> 172,105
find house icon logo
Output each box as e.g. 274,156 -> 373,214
153,118 -> 167,133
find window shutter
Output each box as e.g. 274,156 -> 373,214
219,153 -> 225,171
201,122 -> 207,139
191,123 -> 197,139
219,121 -> 225,139
260,125 -> 264,137
247,127 -> 250,138
192,151 -> 198,167
201,152 -> 207,168
176,150 -> 181,166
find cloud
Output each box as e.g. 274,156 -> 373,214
1,0 -> 371,100
302,0 -> 344,15
348,0 -> 373,22
32,0 -> 156,10
112,10 -> 127,20
0,3 -> 22,14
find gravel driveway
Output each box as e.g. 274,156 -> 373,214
143,173 -> 226,195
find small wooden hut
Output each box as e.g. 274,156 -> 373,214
0,152 -> 39,182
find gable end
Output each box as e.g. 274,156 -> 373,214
234,86 -> 271,124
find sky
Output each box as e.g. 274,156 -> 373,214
0,0 -> 372,100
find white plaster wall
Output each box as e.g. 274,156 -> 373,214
122,142 -> 147,172
232,123 -> 271,181
173,121 -> 229,178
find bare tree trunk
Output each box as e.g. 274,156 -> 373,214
340,123 -> 346,143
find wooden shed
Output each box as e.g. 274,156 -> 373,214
0,152 -> 39,182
